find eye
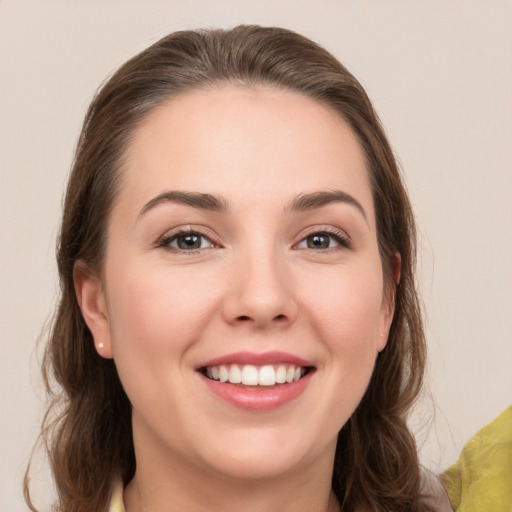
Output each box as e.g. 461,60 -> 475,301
296,230 -> 351,250
159,230 -> 216,252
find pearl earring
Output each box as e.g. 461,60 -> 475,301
98,342 -> 104,349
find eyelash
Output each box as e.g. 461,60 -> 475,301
157,226 -> 352,253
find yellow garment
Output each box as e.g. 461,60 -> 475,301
108,479 -> 126,512
441,406 -> 512,511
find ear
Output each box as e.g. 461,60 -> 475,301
378,252 -> 401,352
73,261 -> 113,359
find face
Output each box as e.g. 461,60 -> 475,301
77,85 -> 394,482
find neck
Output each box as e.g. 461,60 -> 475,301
126,475 -> 340,512
124,429 -> 340,512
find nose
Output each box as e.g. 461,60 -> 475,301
221,248 -> 298,329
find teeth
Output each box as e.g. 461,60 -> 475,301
258,365 -> 275,386
241,365 -> 259,385
229,364 -> 242,383
219,365 -> 229,383
275,365 -> 287,384
204,364 -> 307,385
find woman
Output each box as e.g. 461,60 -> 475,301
25,25 -> 445,512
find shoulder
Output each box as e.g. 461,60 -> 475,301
441,406 -> 512,511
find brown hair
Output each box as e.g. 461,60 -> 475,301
26,25 -> 428,512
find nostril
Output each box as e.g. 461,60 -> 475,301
236,314 -> 287,323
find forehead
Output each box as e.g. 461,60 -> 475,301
118,85 -> 374,220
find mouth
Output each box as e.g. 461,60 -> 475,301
199,363 -> 314,387
196,351 -> 315,410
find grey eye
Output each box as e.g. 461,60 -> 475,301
306,234 -> 332,249
176,234 -> 203,250
163,232 -> 214,251
297,232 -> 342,250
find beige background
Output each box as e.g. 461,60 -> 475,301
1,1 -> 511,509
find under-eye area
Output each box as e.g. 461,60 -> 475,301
200,364 -> 315,386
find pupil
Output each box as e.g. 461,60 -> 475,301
178,234 -> 200,249
308,234 -> 329,249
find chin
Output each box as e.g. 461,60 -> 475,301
205,449 -> 305,481
196,426 -> 333,481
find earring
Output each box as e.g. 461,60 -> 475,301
98,342 -> 104,349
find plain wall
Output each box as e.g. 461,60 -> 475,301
1,1 -> 511,509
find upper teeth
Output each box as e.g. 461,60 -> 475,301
205,364 -> 306,386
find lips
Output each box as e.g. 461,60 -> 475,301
197,351 -> 315,410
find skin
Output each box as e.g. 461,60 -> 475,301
76,85 -> 395,512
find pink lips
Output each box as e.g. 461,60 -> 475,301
198,351 -> 311,368
197,351 -> 314,411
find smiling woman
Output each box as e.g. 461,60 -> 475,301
25,25 -> 446,512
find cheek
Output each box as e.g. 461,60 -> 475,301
300,264 -> 384,364
292,266 -> 385,436
103,266 -> 223,424
307,266 -> 383,326
104,265 -> 221,384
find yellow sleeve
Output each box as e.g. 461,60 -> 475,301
441,406 -> 512,512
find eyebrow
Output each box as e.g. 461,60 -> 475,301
288,190 -> 367,221
138,191 -> 228,217
138,189 -> 366,221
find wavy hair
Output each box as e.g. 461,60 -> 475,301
25,25 -> 428,512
